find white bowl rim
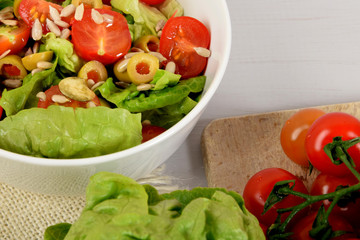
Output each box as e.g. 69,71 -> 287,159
0,0 -> 232,167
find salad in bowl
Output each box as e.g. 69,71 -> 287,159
0,0 -> 210,158
0,0 -> 231,195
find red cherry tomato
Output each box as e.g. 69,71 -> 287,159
139,0 -> 166,5
310,172 -> 360,228
290,211 -> 356,240
37,85 -> 101,109
305,112 -> 360,176
243,168 -> 309,227
0,20 -> 30,56
280,108 -> 325,167
141,124 -> 166,143
71,8 -> 131,65
19,0 -> 68,33
159,16 -> 210,79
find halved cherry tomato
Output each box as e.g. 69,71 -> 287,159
140,0 -> 166,5
71,8 -> 131,65
290,211 -> 356,240
141,124 -> 166,143
0,20 -> 30,55
37,85 -> 101,109
310,172 -> 360,229
19,0 -> 68,33
243,168 -> 309,227
159,16 -> 210,79
305,112 -> 360,176
280,108 -> 325,167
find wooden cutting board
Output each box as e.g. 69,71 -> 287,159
201,101 -> 360,195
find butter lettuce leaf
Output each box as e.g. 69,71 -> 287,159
98,76 -> 205,113
45,172 -> 265,240
43,33 -> 83,73
0,106 -> 142,158
157,0 -> 184,19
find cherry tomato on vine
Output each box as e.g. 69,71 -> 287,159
290,211 -> 356,240
305,112 -> 360,176
37,85 -> 101,109
280,108 -> 325,167
310,172 -> 360,228
140,0 -> 166,5
71,8 -> 131,65
159,16 -> 210,79
0,20 -> 30,56
243,168 -> 309,227
141,124 -> 166,143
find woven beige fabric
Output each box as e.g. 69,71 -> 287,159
0,182 -> 85,240
0,165 -> 177,240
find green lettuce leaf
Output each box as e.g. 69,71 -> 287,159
0,106 -> 142,158
97,76 -> 205,114
42,33 -> 83,73
110,0 -> 167,41
0,57 -> 59,116
150,69 -> 181,90
44,223 -> 71,240
44,172 -> 265,240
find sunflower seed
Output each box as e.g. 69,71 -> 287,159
36,91 -> 46,101
137,83 -> 154,91
0,12 -> 14,21
37,61 -> 53,69
32,42 -> 39,54
60,28 -> 71,39
86,101 -> 97,108
54,19 -> 69,28
90,81 -> 105,91
49,5 -> 60,21
157,30 -> 162,38
74,4 -> 84,21
124,52 -> 140,59
2,79 -> 22,88
31,18 -> 43,41
102,13 -> 113,23
1,19 -> 17,26
116,59 -> 129,73
31,68 -> 43,75
0,6 -> 13,14
87,79 -> 95,88
25,47 -> 33,56
156,19 -> 166,32
46,18 -> 61,36
52,94 -> 70,104
130,47 -> 144,53
142,120 -> 151,125
165,61 -> 176,73
0,50 -> 11,60
91,9 -> 103,24
115,81 -> 130,88
194,47 -> 211,58
149,51 -> 167,62
60,4 -> 76,17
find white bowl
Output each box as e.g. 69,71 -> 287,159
0,0 -> 232,196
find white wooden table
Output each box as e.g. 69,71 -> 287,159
164,0 -> 360,189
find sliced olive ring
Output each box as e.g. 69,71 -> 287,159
133,35 -> 160,53
127,53 -> 159,85
78,60 -> 108,83
0,55 -> 27,79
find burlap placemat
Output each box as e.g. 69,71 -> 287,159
0,165 -> 178,240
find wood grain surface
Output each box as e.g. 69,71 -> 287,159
201,101 -> 360,195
